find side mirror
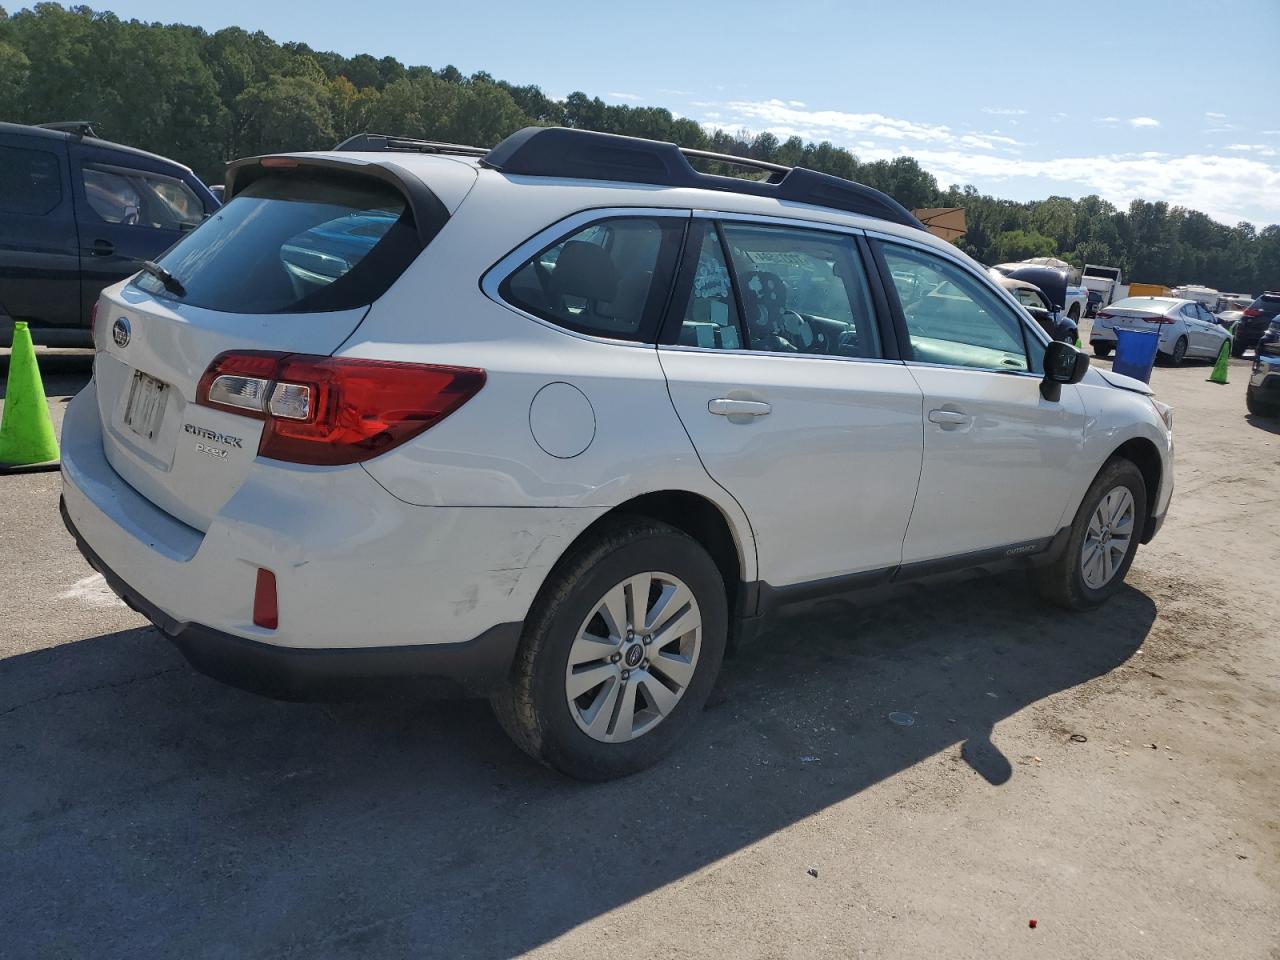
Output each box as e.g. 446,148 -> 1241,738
1040,341 -> 1089,401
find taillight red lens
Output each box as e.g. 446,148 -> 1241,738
253,568 -> 278,629
1141,315 -> 1174,324
1096,311 -> 1112,320
195,351 -> 486,465
1243,307 -> 1262,318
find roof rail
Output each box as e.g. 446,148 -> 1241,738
680,148 -> 790,181
482,127 -> 925,230
334,132 -> 488,157
38,120 -> 98,138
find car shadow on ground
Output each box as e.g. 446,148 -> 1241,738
0,571 -> 1155,958
1244,413 -> 1280,435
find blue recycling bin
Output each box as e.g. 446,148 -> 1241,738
1112,329 -> 1160,383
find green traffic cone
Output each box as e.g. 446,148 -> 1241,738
0,321 -> 60,467
1208,338 -> 1230,385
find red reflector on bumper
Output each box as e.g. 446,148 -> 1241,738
253,568 -> 278,629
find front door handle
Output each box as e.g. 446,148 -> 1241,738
928,408 -> 971,427
86,239 -> 115,257
708,398 -> 771,417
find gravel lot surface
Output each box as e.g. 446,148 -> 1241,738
2,343 -> 1276,959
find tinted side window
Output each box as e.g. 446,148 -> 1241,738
719,222 -> 881,358
881,243 -> 1031,372
0,145 -> 62,216
502,217 -> 683,342
83,164 -> 205,230
134,172 -> 420,314
1180,303 -> 1199,320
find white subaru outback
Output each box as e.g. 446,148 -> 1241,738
61,127 -> 1174,779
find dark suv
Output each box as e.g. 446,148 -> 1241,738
0,122 -> 219,347
1233,292 -> 1280,357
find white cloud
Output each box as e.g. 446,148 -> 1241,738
1205,111 -> 1227,120
787,100 -> 806,107
606,92 -> 642,102
1227,143 -> 1278,157
982,107 -> 1029,116
1129,116 -> 1161,128
693,98 -> 1279,226
712,98 -> 1024,151
899,149 -> 1280,226
657,88 -> 693,97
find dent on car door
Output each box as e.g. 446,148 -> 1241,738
874,239 -> 1088,564
658,219 -> 925,593
0,137 -> 80,334
73,148 -> 201,322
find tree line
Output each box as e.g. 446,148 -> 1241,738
1,3 -> 1276,294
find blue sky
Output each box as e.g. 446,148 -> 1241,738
86,0 -> 1280,226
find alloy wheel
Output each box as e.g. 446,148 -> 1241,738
1081,486 -> 1135,589
564,572 -> 702,743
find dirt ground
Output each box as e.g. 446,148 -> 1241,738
1,344 -> 1277,960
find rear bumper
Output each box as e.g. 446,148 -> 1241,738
61,498 -> 520,699
59,380 -> 602,698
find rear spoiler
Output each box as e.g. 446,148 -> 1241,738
223,155 -> 450,249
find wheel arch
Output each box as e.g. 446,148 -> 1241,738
1107,437 -> 1163,543
542,490 -> 755,649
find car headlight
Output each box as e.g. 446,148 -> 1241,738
1149,397 -> 1173,432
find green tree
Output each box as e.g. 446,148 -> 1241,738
233,74 -> 334,155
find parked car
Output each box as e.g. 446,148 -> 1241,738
0,121 -> 219,346
60,127 -> 1174,779
1085,288 -> 1104,318
990,261 -> 1088,326
991,273 -> 1078,342
1090,296 -> 1232,364
1246,322 -> 1280,418
1233,292 -> 1280,357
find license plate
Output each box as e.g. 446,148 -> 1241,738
123,371 -> 169,441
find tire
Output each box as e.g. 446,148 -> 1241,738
1093,344 -> 1112,359
491,518 -> 728,780
1168,336 -> 1188,366
1246,388 -> 1278,418
1068,305 -> 1081,324
1032,458 -> 1148,611
1232,339 -> 1248,359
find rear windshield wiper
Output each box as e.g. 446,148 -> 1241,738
140,260 -> 187,298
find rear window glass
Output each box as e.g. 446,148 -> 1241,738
0,145 -> 62,216
135,173 -> 420,314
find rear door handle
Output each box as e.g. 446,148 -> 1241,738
928,409 -> 971,427
708,398 -> 771,417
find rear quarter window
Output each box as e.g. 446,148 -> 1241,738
0,145 -> 63,216
135,172 -> 421,314
499,216 -> 685,342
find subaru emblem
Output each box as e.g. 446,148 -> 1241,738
112,317 -> 130,348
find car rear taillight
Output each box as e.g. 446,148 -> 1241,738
1243,307 -> 1263,318
1141,315 -> 1175,325
1096,311 -> 1112,321
195,351 -> 486,465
